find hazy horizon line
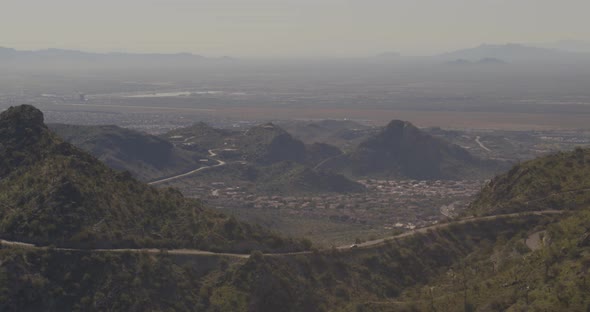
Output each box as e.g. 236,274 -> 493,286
3,40 -> 589,60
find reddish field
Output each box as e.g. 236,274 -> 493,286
48,103 -> 590,130
215,107 -> 590,130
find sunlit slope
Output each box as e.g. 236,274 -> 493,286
469,147 -> 590,215
0,105 -> 307,253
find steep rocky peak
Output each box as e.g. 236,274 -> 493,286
0,105 -> 53,147
0,105 -> 58,177
0,105 -> 46,132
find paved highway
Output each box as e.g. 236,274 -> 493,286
475,136 -> 492,152
148,149 -> 226,185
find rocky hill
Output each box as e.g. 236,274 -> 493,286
238,123 -> 307,165
163,122 -> 362,194
163,122 -> 236,153
252,163 -> 365,194
165,122 -> 312,165
469,147 -> 590,215
279,119 -> 375,150
0,105 -> 307,253
405,148 -> 590,311
50,124 -> 205,182
349,120 -> 506,179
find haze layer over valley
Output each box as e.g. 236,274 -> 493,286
0,45 -> 588,244
3,1 -> 590,310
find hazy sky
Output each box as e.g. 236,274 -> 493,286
1,0 -> 589,57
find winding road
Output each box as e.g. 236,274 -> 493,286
475,136 -> 492,152
148,149 -> 226,185
0,210 -> 565,259
313,152 -> 346,171
346,210 -> 564,250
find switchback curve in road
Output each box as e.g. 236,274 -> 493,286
148,149 -> 226,185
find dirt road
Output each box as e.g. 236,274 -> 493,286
0,210 -> 565,259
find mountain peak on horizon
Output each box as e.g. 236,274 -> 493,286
477,43 -> 525,48
438,42 -> 587,62
0,47 -> 242,63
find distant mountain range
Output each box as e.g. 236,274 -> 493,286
3,42 -> 590,66
446,57 -> 506,66
530,39 -> 590,53
0,47 -> 233,66
437,43 -> 590,63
